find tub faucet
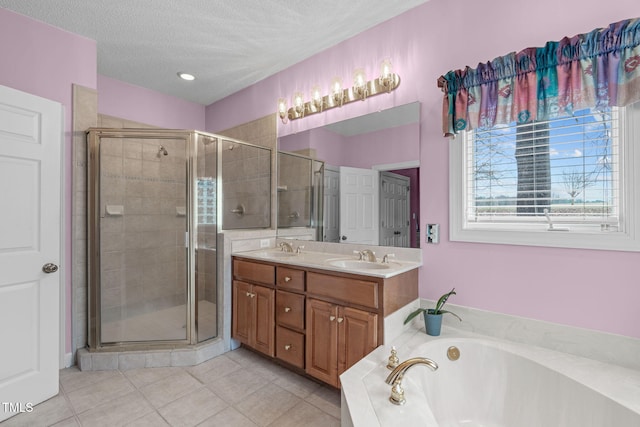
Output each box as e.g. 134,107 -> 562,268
279,242 -> 294,252
385,357 -> 438,405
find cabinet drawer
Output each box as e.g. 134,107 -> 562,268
276,326 -> 305,369
276,290 -> 305,330
233,259 -> 275,285
276,266 -> 305,292
307,272 -> 378,309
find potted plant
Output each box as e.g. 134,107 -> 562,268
404,288 -> 461,336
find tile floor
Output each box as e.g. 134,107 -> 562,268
2,348 -> 341,427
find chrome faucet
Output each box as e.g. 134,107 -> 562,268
279,241 -> 294,253
385,357 -> 438,405
357,249 -> 377,262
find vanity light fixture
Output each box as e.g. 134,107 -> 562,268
379,59 -> 395,92
277,98 -> 288,123
352,68 -> 368,100
177,72 -> 196,81
331,77 -> 344,107
277,59 -> 400,122
292,91 -> 306,117
311,84 -> 324,113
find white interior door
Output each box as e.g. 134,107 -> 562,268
339,166 -> 379,244
379,172 -> 410,247
0,85 -> 62,421
323,167 -> 340,242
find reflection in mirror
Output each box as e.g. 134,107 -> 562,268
277,152 -> 324,231
277,102 -> 421,248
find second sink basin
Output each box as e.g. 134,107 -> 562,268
325,259 -> 390,270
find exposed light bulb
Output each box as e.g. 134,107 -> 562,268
277,97 -> 288,123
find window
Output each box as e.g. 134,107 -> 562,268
450,102 -> 640,251
197,178 -> 216,225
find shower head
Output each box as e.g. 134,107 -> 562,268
158,145 -> 168,156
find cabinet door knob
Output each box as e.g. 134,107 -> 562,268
245,292 -> 251,297
284,345 -> 291,351
284,307 -> 291,312
249,293 -> 256,298
337,317 -> 344,323
329,316 -> 336,321
284,276 -> 291,282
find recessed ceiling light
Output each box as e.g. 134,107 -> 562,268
178,72 -> 195,81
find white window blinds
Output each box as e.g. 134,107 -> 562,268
464,107 -> 619,230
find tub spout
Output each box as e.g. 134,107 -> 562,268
384,357 -> 438,405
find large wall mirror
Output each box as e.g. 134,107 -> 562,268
277,102 -> 421,248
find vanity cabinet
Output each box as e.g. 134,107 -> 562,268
305,271 -> 379,387
306,298 -> 377,387
232,280 -> 274,357
232,255 -> 418,388
232,259 -> 276,357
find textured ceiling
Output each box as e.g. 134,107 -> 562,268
1,0 -> 427,105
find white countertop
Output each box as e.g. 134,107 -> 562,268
232,247 -> 422,279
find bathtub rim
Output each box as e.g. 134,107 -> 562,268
340,326 -> 640,427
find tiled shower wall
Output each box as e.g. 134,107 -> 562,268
98,136 -> 188,324
220,140 -> 271,229
219,115 -> 278,230
277,152 -> 312,228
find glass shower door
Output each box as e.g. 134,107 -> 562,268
98,134 -> 189,344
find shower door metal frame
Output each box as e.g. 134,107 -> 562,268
87,128 -> 196,351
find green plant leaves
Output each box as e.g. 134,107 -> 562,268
434,288 -> 456,313
404,287 -> 462,325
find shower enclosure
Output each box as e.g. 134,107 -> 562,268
86,128 -> 271,351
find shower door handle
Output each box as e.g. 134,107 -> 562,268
42,263 -> 59,274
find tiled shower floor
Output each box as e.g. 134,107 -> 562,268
2,348 -> 341,427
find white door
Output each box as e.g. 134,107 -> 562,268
339,166 -> 379,244
323,167 -> 340,242
379,172 -> 410,247
0,85 -> 62,421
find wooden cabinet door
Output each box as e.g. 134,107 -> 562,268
305,299 -> 338,387
232,280 -> 253,345
253,284 -> 275,357
338,306 -> 378,376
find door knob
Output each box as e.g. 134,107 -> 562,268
341,236 -> 347,240
42,263 -> 58,274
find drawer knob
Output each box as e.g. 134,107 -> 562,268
329,316 -> 336,321
284,276 -> 292,282
337,317 -> 344,323
284,307 -> 291,312
284,345 -> 291,351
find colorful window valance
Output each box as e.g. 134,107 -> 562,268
438,18 -> 640,137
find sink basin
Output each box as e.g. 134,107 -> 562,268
325,259 -> 390,270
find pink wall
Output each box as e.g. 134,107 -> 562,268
98,75 -> 205,130
206,0 -> 640,339
279,122 -> 419,168
0,8 -> 97,354
342,123 -> 419,169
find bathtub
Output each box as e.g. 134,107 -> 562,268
341,333 -> 640,427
